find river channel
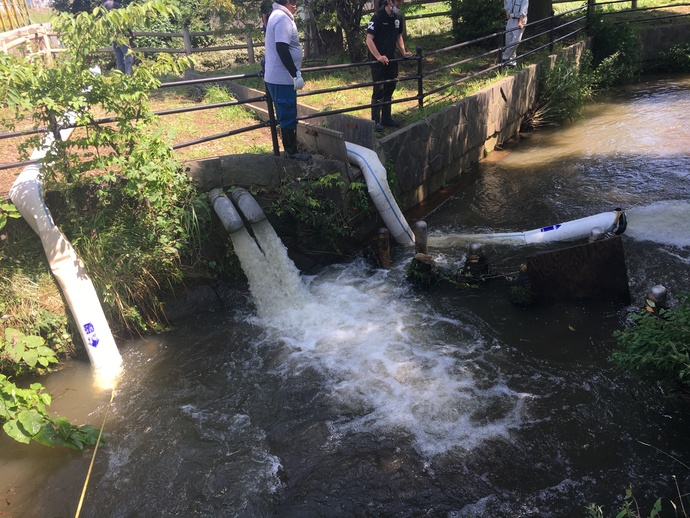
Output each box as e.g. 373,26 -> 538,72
1,74 -> 689,517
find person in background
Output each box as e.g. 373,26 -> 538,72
366,0 -> 413,132
102,0 -> 133,75
501,0 -> 529,67
260,0 -> 272,32
264,0 -> 311,160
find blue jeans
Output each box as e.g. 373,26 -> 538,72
265,82 -> 297,130
113,43 -> 133,75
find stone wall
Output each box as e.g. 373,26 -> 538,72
637,22 -> 690,63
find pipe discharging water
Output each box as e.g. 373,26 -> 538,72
9,68 -> 122,388
209,188 -> 311,318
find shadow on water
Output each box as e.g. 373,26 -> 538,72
2,75 -> 690,517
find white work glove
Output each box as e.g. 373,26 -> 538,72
293,71 -> 305,91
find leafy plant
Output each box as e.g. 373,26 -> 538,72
653,43 -> 690,74
1,1 -> 213,333
527,57 -> 593,128
0,202 -> 21,231
0,374 -> 102,449
586,487 -> 663,518
0,328 -> 58,374
269,172 -> 355,253
588,15 -> 643,88
611,291 -> 690,392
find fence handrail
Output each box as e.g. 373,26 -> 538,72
2,1 -> 688,170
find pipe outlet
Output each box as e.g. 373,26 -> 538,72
231,188 -> 267,224
209,190 -> 245,233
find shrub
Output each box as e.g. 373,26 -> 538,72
527,57 -> 593,128
452,0 -> 505,46
588,15 -> 643,87
653,43 -> 690,74
611,291 -> 690,393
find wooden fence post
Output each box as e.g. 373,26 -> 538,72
182,25 -> 194,70
246,35 -> 255,64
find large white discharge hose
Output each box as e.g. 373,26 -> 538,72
345,142 -> 415,246
9,91 -> 122,387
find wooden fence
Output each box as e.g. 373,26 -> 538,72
0,0 -> 30,32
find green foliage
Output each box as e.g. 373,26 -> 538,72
1,328 -> 58,374
0,202 -> 21,232
0,374 -> 101,449
269,173 -> 355,252
653,43 -> 690,74
586,487 -> 663,518
348,179 -> 371,215
611,292 -> 690,391
527,58 -> 592,128
452,0 -> 505,45
588,16 -> 643,87
0,1 -> 210,333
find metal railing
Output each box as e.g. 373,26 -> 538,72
1,1 -> 688,172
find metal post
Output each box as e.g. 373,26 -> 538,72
182,25 -> 194,70
413,221 -> 427,254
263,83 -> 281,156
549,10 -> 555,54
416,46 -> 423,110
246,35 -> 255,64
587,0 -> 596,19
377,228 -> 391,269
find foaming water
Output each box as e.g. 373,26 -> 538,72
229,221 -> 311,318
625,200 -> 690,248
252,259 -> 530,457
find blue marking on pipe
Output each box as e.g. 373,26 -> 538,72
540,224 -> 561,233
348,148 -> 415,244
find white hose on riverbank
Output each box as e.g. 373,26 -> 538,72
345,142 -> 415,246
8,75 -> 122,387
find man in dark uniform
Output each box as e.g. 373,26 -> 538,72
366,0 -> 413,131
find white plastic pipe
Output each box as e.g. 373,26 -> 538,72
428,211 -> 627,247
8,88 -> 122,387
345,141 -> 414,246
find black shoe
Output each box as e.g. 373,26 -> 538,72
374,122 -> 385,132
285,151 -> 311,161
381,118 -> 400,128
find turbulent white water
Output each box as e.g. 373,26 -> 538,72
624,200 -> 690,249
241,221 -> 530,457
229,222 -> 311,318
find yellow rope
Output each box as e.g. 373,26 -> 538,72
74,387 -> 116,518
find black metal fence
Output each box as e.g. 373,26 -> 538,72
1,0 -> 688,171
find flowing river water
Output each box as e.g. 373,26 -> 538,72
2,75 -> 690,517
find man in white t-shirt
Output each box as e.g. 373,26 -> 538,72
264,0 -> 310,160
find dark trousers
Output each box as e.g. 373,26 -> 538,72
370,61 -> 399,121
